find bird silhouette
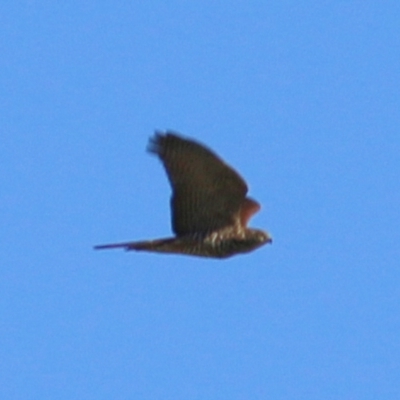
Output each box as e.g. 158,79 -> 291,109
94,131 -> 272,258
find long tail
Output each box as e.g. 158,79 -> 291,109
94,238 -> 177,252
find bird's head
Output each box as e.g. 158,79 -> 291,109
229,228 -> 272,256
252,229 -> 273,245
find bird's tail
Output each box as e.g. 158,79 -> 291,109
94,237 -> 178,252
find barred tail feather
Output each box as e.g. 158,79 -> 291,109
94,241 -> 133,250
94,237 -> 178,252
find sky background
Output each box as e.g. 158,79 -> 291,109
1,1 -> 400,399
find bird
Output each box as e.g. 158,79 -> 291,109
94,131 -> 272,258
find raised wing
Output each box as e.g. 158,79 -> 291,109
148,131 -> 248,236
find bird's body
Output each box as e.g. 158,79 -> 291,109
95,131 -> 272,258
95,223 -> 268,259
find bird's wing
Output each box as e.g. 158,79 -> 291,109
148,131 -> 248,236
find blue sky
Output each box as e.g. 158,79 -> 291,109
1,1 -> 399,399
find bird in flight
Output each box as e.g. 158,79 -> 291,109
94,131 -> 272,258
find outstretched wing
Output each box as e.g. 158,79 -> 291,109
148,131 -> 249,236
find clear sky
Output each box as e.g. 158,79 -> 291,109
1,2 -> 399,399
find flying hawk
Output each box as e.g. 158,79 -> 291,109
94,131 -> 272,258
